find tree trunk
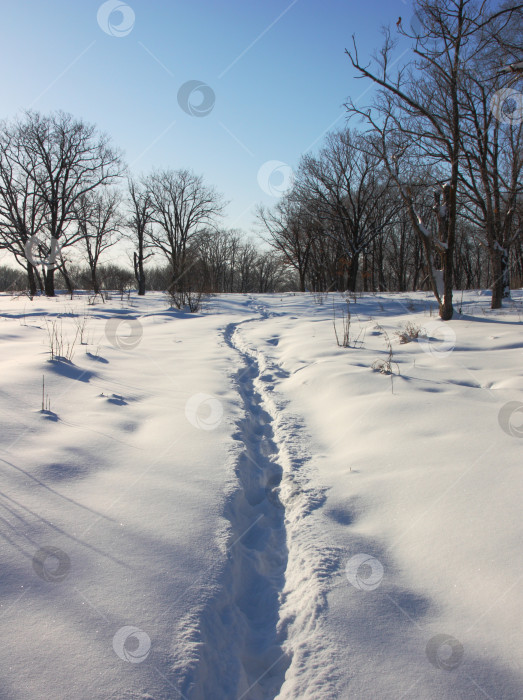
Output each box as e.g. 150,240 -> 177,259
26,261 -> 37,297
298,269 -> 306,292
490,248 -> 504,309
491,278 -> 502,309
134,251 -> 146,295
501,246 -> 511,300
60,261 -> 75,296
44,268 -> 55,297
347,254 -> 359,292
362,253 -> 369,292
435,184 -> 454,321
35,267 -> 44,294
91,266 -> 100,295
440,249 -> 454,320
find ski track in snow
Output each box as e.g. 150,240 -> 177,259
177,298 -> 341,699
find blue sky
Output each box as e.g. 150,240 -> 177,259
0,0 -> 417,241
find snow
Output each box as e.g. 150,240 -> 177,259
499,60 -> 523,74
0,289 -> 522,699
416,214 -> 432,239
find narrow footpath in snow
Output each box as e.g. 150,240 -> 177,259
181,299 -> 342,699
179,310 -> 290,699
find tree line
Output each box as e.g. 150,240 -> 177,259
258,0 -> 522,318
0,111 -> 292,301
1,0 -> 521,317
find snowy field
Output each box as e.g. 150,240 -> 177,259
0,289 -> 522,700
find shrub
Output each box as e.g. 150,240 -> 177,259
395,321 -> 425,344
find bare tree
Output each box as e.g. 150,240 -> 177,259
347,0 -> 523,316
254,250 -> 289,292
196,228 -> 240,292
0,123 -> 46,296
456,4 -> 523,307
346,2 -> 471,317
258,197 -> 316,292
10,110 -> 123,295
459,80 -> 523,305
293,130 -> 400,292
145,168 -> 226,293
127,177 -> 153,295
74,190 -> 123,294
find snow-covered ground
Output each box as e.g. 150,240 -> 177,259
0,289 -> 521,700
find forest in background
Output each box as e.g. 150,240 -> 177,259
0,1 -> 521,319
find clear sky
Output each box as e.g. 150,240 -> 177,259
0,0 -> 417,243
